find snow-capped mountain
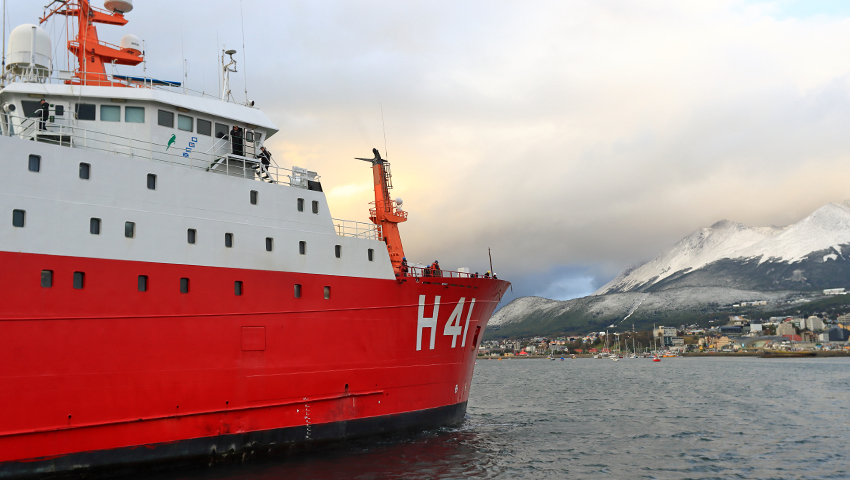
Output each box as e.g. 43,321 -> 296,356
596,201 -> 850,295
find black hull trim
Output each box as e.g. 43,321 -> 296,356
1,402 -> 468,479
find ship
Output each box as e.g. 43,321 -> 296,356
0,1 -> 510,477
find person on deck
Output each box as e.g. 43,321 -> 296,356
230,125 -> 243,156
484,271 -> 491,279
38,98 -> 49,131
401,257 -> 409,277
256,146 -> 272,181
432,260 -> 442,277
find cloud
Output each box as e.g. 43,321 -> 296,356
18,0 -> 850,302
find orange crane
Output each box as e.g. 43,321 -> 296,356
357,148 -> 408,276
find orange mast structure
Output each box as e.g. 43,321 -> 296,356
40,0 -> 143,86
357,148 -> 408,275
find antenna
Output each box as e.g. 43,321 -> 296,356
1,0 -> 6,86
380,104 -> 388,158
240,0 -> 248,105
180,24 -> 186,94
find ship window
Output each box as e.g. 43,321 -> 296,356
125,107 -> 145,123
297,198 -> 304,212
324,286 -> 331,300
197,119 -> 212,136
147,173 -> 157,190
138,275 -> 148,292
234,281 -> 243,296
299,241 -> 306,255
312,200 -> 319,214
55,105 -> 64,116
28,154 -> 40,172
73,271 -> 85,290
21,100 -> 40,118
187,229 -> 196,244
335,245 -> 341,258
265,237 -> 273,251
75,104 -> 96,121
215,122 -> 228,138
12,209 -> 25,227
79,162 -> 90,179
180,277 -> 189,293
100,105 -> 120,122
178,114 -> 193,132
368,248 -> 374,261
90,218 -> 101,235
245,131 -> 254,142
225,233 -> 233,248
41,270 -> 53,288
250,190 -> 258,205
294,284 -> 302,298
125,221 -> 135,238
157,109 -> 174,128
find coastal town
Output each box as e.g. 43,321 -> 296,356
481,313 -> 850,357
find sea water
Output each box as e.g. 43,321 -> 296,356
148,357 -> 850,479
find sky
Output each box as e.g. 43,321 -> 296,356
8,0 -> 850,306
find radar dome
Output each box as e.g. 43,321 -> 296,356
395,197 -> 403,206
6,24 -> 52,77
104,0 -> 133,13
119,34 -> 142,55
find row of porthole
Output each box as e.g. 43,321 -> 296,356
38,270 -> 332,299
12,211 -> 375,261
26,154 -> 322,213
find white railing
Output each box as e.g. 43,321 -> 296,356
332,219 -> 382,240
0,112 -> 319,189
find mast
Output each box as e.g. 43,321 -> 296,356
356,148 -> 408,275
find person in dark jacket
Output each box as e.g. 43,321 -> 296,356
256,146 -> 272,180
431,260 -> 442,277
401,257 -> 409,277
38,98 -> 49,131
230,125 -> 243,156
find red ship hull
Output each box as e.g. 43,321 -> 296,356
0,251 -> 508,477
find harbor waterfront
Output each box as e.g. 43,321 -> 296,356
142,357 -> 850,480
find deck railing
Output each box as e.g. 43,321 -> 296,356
0,112 -> 319,189
332,219 -> 382,240
403,266 -> 496,279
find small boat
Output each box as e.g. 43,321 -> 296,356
652,356 -> 661,362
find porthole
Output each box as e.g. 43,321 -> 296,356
324,286 -> 331,300
335,245 -> 341,258
250,190 -> 258,205
187,228 -> 196,244
368,248 -> 374,261
180,277 -> 189,293
28,154 -> 40,172
235,281 -> 243,296
225,233 -> 234,248
90,218 -> 101,235
138,275 -> 148,292
124,221 -> 135,238
265,237 -> 273,252
294,284 -> 302,298
73,271 -> 85,290
147,173 -> 157,190
12,209 -> 25,228
41,270 -> 53,288
297,198 -> 304,212
79,162 -> 90,179
299,241 -> 306,255
312,200 -> 319,214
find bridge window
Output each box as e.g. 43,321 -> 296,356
28,154 -> 40,172
178,114 -> 193,132
157,109 -> 174,128
90,218 -> 101,235
197,119 -> 212,136
187,229 -> 196,244
297,198 -> 304,212
41,270 -> 53,288
125,107 -> 145,123
73,272 -> 85,290
79,163 -> 90,179
75,104 -> 96,121
100,105 -> 120,122
55,105 -> 64,116
312,200 -> 319,214
214,122 -> 228,139
138,275 -> 148,292
12,210 -> 25,228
